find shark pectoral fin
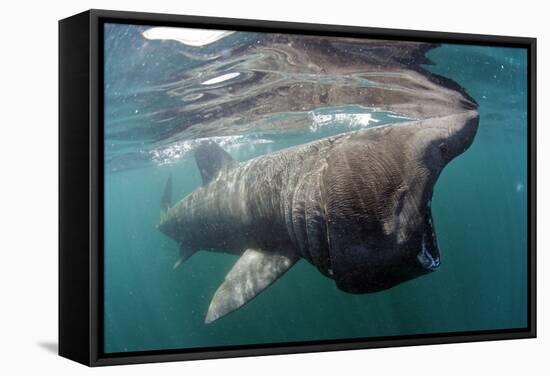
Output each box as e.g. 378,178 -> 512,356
160,174 -> 173,221
205,248 -> 298,324
173,245 -> 195,269
194,141 -> 236,185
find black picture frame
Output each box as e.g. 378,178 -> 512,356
59,9 -> 537,367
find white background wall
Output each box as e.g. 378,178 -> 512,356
0,0 -> 547,374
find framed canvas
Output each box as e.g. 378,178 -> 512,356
58,9 -> 536,366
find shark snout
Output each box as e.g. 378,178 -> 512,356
447,110 -> 480,157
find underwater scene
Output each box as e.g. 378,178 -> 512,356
103,23 -> 528,353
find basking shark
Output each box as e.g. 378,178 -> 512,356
158,109 -> 479,323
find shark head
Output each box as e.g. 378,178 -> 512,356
321,110 -> 479,293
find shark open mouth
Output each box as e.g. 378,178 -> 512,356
417,205 -> 441,271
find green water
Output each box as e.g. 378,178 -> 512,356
104,28 -> 528,353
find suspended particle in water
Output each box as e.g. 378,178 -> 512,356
516,182 -> 525,192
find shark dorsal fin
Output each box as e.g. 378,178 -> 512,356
194,141 -> 235,185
